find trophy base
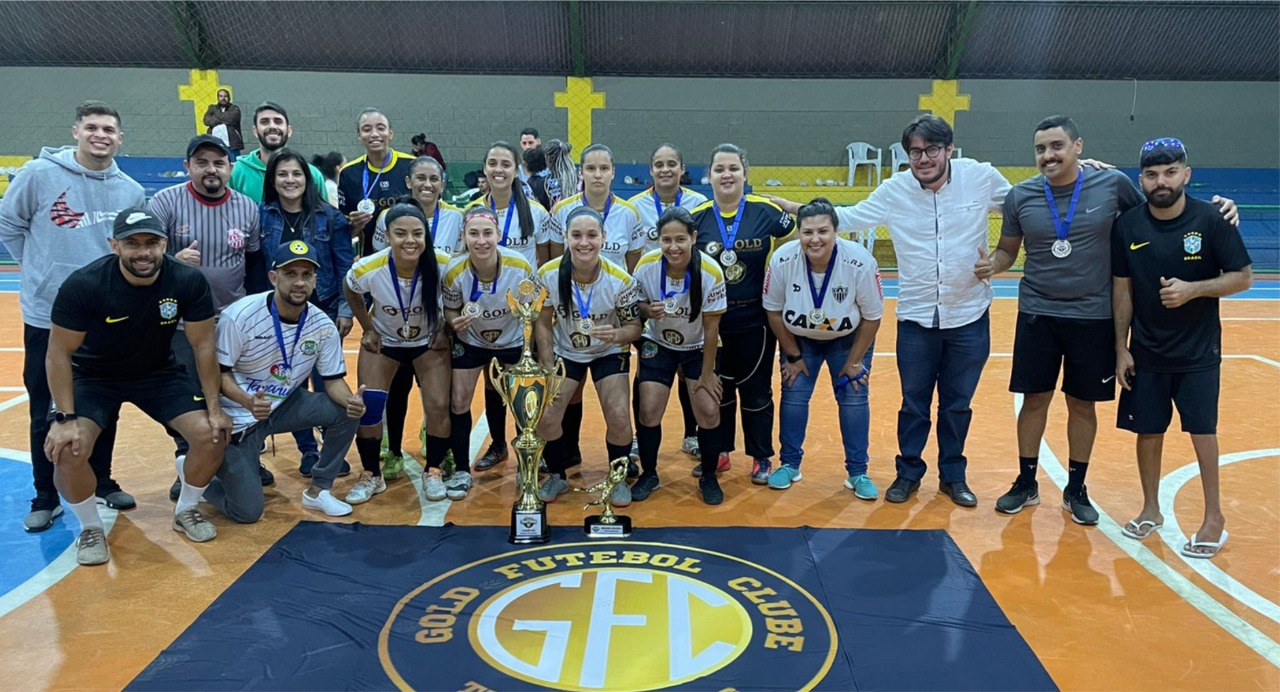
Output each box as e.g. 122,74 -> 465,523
584,514 -> 632,538
509,507 -> 551,545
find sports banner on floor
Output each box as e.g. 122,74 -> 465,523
128,523 -> 1055,691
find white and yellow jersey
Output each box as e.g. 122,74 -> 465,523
762,237 -> 884,341
372,202 -> 465,257
627,187 -> 710,253
548,193 -> 645,269
346,247 -> 450,347
441,247 -> 536,351
632,248 -> 726,351
537,256 -> 641,361
463,196 -> 553,267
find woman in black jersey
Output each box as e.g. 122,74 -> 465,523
690,143 -> 795,485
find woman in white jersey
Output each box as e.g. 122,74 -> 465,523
762,198 -> 884,500
441,207 -> 537,494
549,143 -> 645,271
533,207 -> 642,506
628,143 -> 710,462
465,141 -> 553,269
371,156 -> 463,481
343,202 -> 452,505
631,208 -> 728,505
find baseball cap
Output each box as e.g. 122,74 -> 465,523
186,134 -> 232,159
272,240 -> 321,269
113,207 -> 166,239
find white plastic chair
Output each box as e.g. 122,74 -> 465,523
889,143 -> 911,176
845,142 -> 881,187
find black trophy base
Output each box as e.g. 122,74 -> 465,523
510,506 -> 551,544
584,514 -> 632,538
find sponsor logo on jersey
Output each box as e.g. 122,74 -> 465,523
1183,232 -> 1202,257
159,298 -> 179,323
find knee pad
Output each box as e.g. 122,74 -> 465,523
359,389 -> 389,427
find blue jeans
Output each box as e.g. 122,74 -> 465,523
894,311 -> 990,483
779,333 -> 875,476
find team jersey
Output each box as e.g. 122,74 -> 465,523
548,193 -> 646,269
763,237 -> 884,341
441,247 -> 536,351
691,194 -> 796,332
537,256 -> 641,361
148,182 -> 261,313
215,292 -> 346,432
337,150 -> 415,253
632,248 -> 726,351
372,202 -> 464,257
463,195 -> 553,267
628,187 -> 710,253
345,247 -> 450,347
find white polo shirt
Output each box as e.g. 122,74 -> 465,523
633,248 -> 726,351
372,202 -> 465,257
628,187 -> 710,253
441,247 -> 536,350
548,193 -> 646,269
835,158 -> 1009,329
345,247 -> 449,347
763,238 -> 884,340
537,256 -> 641,361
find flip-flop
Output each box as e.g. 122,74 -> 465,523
1181,531 -> 1229,559
1121,519 -> 1163,540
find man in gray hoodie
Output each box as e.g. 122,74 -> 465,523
0,100 -> 145,532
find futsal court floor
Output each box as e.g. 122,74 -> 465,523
0,274 -> 1276,690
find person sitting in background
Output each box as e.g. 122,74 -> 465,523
311,151 -> 344,208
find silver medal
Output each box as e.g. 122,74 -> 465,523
720,249 -> 738,266
577,317 -> 594,334
462,302 -> 481,318
809,308 -> 825,324
1051,238 -> 1072,258
357,199 -> 375,214
663,297 -> 679,314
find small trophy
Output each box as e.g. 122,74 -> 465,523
576,456 -> 633,538
491,280 -> 566,545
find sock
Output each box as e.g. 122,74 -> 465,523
68,496 -> 103,531
1066,460 -> 1089,494
386,367 -> 413,456
697,425 -> 721,478
563,401 -> 584,461
484,388 -> 509,447
636,424 -> 661,477
631,378 -> 642,433
677,378 -> 698,438
449,411 -> 473,472
544,437 -> 567,478
356,436 -> 382,476
607,441 -> 632,467
1019,456 -> 1039,483
425,434 -> 450,471
176,481 -> 207,514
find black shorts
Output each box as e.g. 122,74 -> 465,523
636,339 -> 705,387
1010,313 -> 1115,401
560,351 -> 630,383
452,339 -> 522,370
381,344 -> 432,366
72,367 -> 207,430
1117,366 -> 1219,435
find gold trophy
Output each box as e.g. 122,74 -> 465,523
491,279 -> 565,544
575,456 -> 633,538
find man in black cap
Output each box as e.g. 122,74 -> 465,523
44,207 -> 229,566
206,240 -> 366,521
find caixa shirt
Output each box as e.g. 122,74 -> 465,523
763,237 -> 884,341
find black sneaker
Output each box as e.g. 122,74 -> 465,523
939,480 -> 978,507
259,463 -> 275,487
169,477 -> 181,503
995,478 -> 1040,514
95,481 -> 137,510
698,475 -> 724,505
299,451 -> 321,478
626,460 -> 640,479
1062,485 -> 1100,525
474,443 -> 509,471
630,474 -> 661,502
884,477 -> 920,503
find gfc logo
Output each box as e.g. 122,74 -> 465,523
379,542 -> 837,691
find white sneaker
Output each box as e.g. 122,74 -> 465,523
423,470 -> 447,502
680,436 -> 700,458
445,471 -> 472,500
345,472 -> 387,505
302,489 -> 353,517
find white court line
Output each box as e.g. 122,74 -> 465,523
0,394 -> 28,413
1013,394 -> 1280,665
1158,449 -> 1280,624
1222,317 -> 1280,321
405,416 -> 491,527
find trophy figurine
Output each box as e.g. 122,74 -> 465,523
491,279 -> 565,544
575,456 -> 633,538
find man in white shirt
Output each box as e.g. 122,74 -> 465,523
775,115 -> 1006,506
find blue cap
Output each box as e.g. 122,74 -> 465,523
273,240 -> 321,269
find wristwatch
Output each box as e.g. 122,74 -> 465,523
784,353 -> 803,364
53,410 -> 78,424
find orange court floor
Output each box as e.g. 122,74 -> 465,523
0,289 -> 1276,691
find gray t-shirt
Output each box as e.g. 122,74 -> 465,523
1002,168 -> 1143,319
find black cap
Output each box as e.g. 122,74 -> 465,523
272,240 -> 321,269
186,134 -> 232,159
113,207 -> 166,239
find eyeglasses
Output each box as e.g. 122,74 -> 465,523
907,145 -> 946,161
1140,138 -> 1186,155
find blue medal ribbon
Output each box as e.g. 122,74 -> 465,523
806,244 -> 838,312
571,264 -> 599,323
660,256 -> 691,304
652,188 -> 682,217
387,253 -> 422,326
599,195 -> 613,223
488,195 -> 515,246
428,203 -> 440,245
361,152 -> 391,201
268,297 -> 307,375
713,196 -> 747,254
1042,168 -> 1085,244
469,258 -> 501,303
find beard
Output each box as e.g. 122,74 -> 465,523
259,129 -> 289,152
911,159 -> 949,187
1147,184 -> 1185,209
122,256 -> 160,279
280,290 -> 311,307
